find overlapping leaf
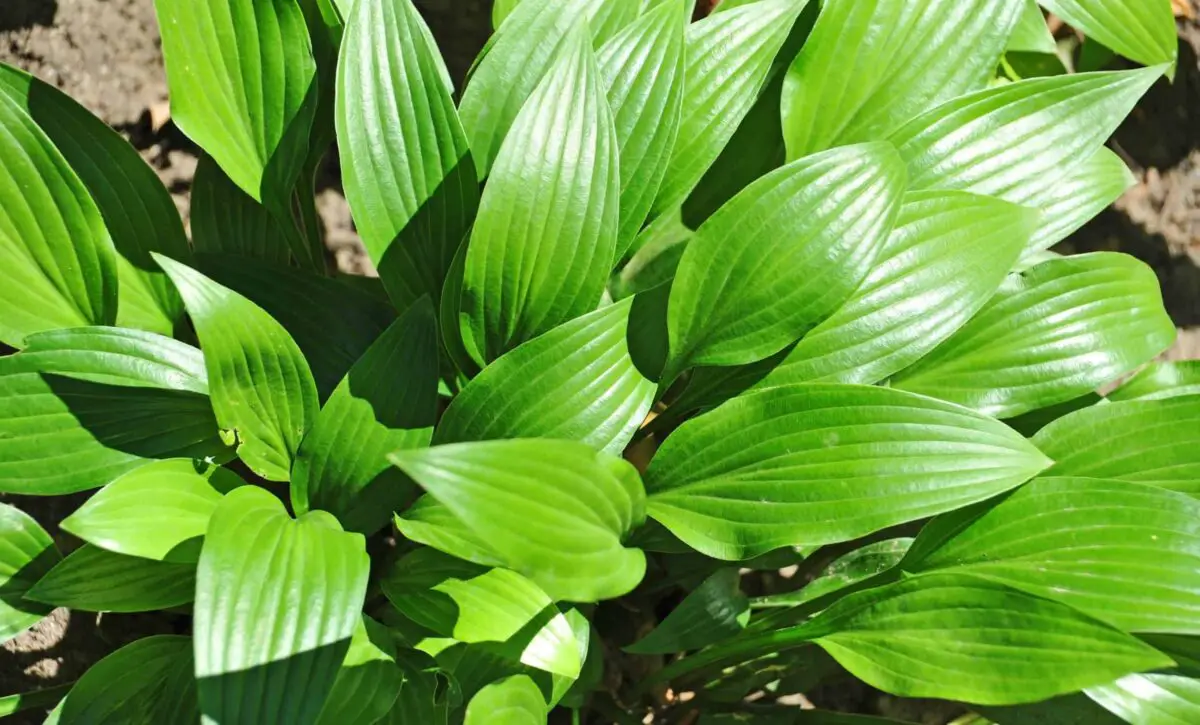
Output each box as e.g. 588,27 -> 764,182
394,495 -> 505,569
1039,0 -> 1178,68
26,544 -> 196,612
189,156 -> 292,266
1008,0 -> 1058,54
626,569 -> 749,654
1110,361 -> 1200,401
315,617 -> 403,725
1025,147 -> 1134,259
1087,673 -> 1200,724
0,504 -> 58,643
55,635 -> 197,725
13,327 -> 208,394
755,539 -> 912,610
463,675 -> 547,725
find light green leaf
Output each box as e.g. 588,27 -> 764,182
892,253 -> 1175,418
1008,0 -> 1057,54
0,86 -> 117,347
14,327 -> 208,394
645,384 -> 1051,560
336,0 -> 479,309
392,440 -> 647,602
189,155 -> 292,266
1088,673 -> 1200,724
754,539 -> 913,609
588,1 -> 641,47
0,503 -> 58,643
664,142 -> 906,382
315,616 -> 403,725
292,299 -> 438,534
1110,361 -> 1200,401
26,544 -> 195,612
394,496 -> 505,569
598,0 -> 687,259
653,0 -> 807,213
436,298 -> 654,456
1033,396 -> 1200,493
156,255 -> 319,482
493,0 -> 521,28
55,635 -> 197,725
1038,0 -> 1178,68
463,675 -> 547,725
459,25 -> 619,364
612,210 -> 692,300
782,0 -> 1020,160
626,568 -> 749,654
1024,146 -> 1134,260
0,63 -> 188,336
756,191 -> 1037,389
799,573 -> 1172,705
60,459 -> 241,563
194,486 -> 369,725
905,477 -> 1200,634
891,67 -> 1162,206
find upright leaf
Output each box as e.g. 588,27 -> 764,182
315,617 -> 404,725
892,253 -> 1175,418
194,486 -> 369,725
292,299 -> 439,534
392,440 -> 647,602
56,636 -> 197,725
1025,147 -> 1134,259
463,676 -> 547,725
189,156 -> 293,266
1087,673 -> 1200,724
156,255 -> 319,481
645,384 -> 1051,560
26,544 -> 196,612
336,0 -> 479,308
493,0 -> 521,28
1110,361 -> 1200,401
626,568 -> 749,654
1009,0 -> 1058,54
781,0 -> 1020,160
0,504 -> 58,643
459,25 -> 620,364
664,142 -> 905,381
1038,0 -> 1178,68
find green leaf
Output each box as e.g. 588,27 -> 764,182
194,486 -> 369,725
1038,0 -> 1178,68
156,255 -> 319,481
890,67 -> 1162,205
336,0 -> 479,309
193,253 -> 396,401
55,635 -> 197,725
782,0 -> 1020,160
978,694 -> 1124,724
0,683 -> 70,720
1110,361 -> 1200,401
392,440 -> 647,602
189,155 -> 292,266
292,299 -> 438,534
1032,396 -> 1200,494
612,211 -> 693,300
754,539 -> 912,610
395,496 -> 505,569
383,548 -> 582,678
1087,673 -> 1200,724
0,86 -> 117,347
154,0 -> 317,203
598,0 -> 687,259
463,675 -> 547,725
1024,146 -> 1134,260
755,191 -> 1037,389
315,616 -> 403,725
493,0 -> 521,28
0,334 -> 229,496
905,476 -> 1200,634
645,384 -> 1051,560
799,573 -> 1172,704
700,711 -> 911,725
626,568 -> 749,654
459,24 -> 619,364
60,459 -> 241,563
383,651 -> 454,725
436,298 -> 654,456
1009,0 -> 1057,54
664,142 -> 906,381
0,503 -> 58,643
892,253 -> 1175,418
26,544 -> 195,612
653,0 -> 807,213
588,1 -> 641,47
0,63 -> 188,337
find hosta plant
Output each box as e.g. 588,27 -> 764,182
0,0 -> 1195,723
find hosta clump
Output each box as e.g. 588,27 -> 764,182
0,0 -> 1194,722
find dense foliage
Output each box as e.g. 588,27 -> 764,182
0,0 -> 1195,723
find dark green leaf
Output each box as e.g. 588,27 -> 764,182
56,635 -> 196,725
626,568 -> 749,654
754,539 -> 912,610
26,544 -> 195,612
1038,0 -> 1178,68
315,616 -> 403,725
1087,673 -> 1200,724
1003,392 -> 1104,437
0,503 -> 58,642
463,675 -> 547,725
978,694 -> 1124,724
612,211 -> 692,300
189,155 -> 293,266
1008,0 -> 1057,54
194,486 -> 369,725
1110,361 -> 1200,401
0,683 -> 70,719
382,650 -> 453,725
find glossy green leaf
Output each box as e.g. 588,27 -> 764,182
755,539 -> 912,609
55,635 -> 196,725
905,477 -> 1200,634
0,87 -> 117,347
14,326 -> 208,394
463,675 -> 547,725
292,299 -> 438,534
1039,0 -> 1178,68
336,0 -> 479,308
1009,0 -> 1057,54
1110,361 -> 1200,401
26,544 -> 195,612
0,503 -> 58,643
194,486 -> 369,725
1088,673 -> 1200,724
799,573 -> 1172,705
60,459 -> 242,563
437,298 -> 654,456
154,0 -> 317,203
653,0 -> 806,213
392,440 -> 646,602
1033,396 -> 1200,493
315,617 -> 403,725
626,569 -> 749,654
645,384 -> 1051,560
459,25 -> 619,364
1024,146 -> 1134,260
891,67 -> 1162,206
0,63 -> 188,336
664,142 -> 906,381
157,255 -> 319,481
189,156 -> 292,266
782,0 -> 1020,160
598,0 -> 687,259
892,252 -> 1175,418
756,191 -> 1036,389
